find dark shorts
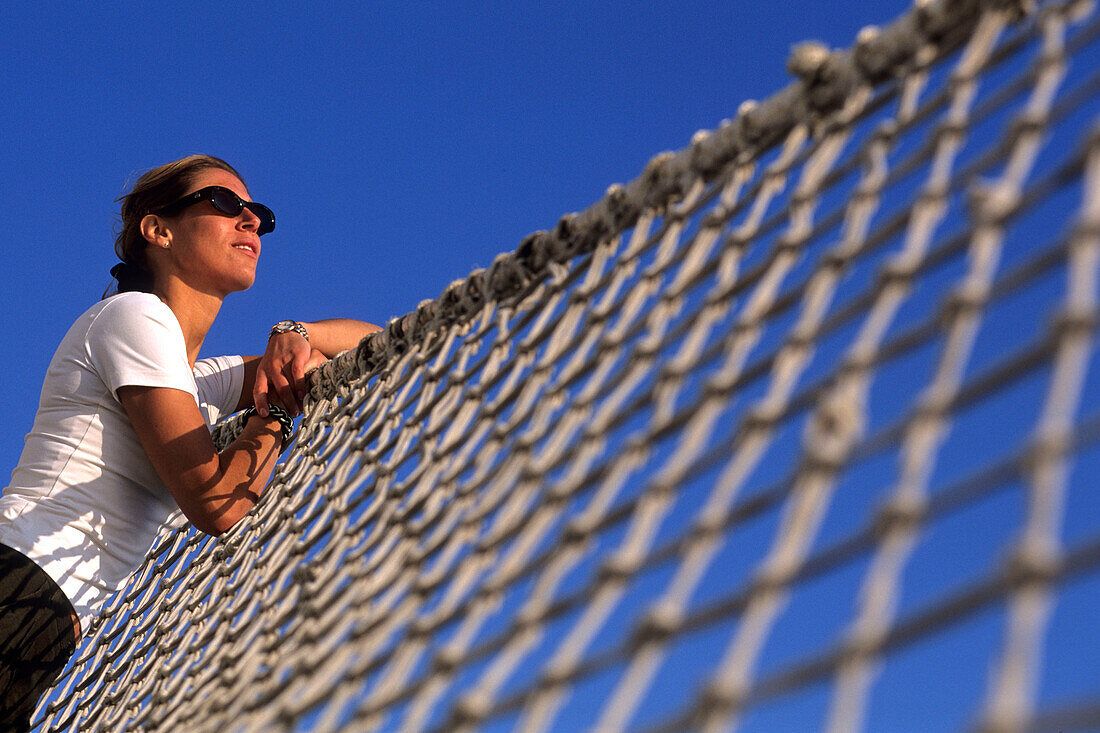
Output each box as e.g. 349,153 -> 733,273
0,543 -> 78,732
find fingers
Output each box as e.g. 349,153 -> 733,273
304,349 -> 328,373
253,369 -> 270,418
273,364 -> 302,417
253,344 -> 324,419
291,351 -> 308,406
255,363 -> 300,417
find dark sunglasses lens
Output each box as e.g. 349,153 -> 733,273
209,188 -> 245,217
204,187 -> 274,235
246,202 -> 276,236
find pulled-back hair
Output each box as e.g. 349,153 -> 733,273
108,155 -> 245,296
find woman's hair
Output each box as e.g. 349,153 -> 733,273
109,155 -> 246,296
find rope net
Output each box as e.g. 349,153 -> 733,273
34,0 -> 1100,730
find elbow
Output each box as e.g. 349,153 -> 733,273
189,506 -> 251,537
181,493 -> 255,537
191,516 -> 230,538
177,462 -> 264,537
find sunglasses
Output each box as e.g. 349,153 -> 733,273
152,186 -> 276,236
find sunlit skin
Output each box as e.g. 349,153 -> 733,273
150,168 -> 261,297
115,168 -> 380,545
40,162 -> 382,645
140,168 -> 264,367
134,168 -> 376,414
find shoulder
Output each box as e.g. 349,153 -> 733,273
81,294 -> 194,394
92,291 -> 172,321
86,292 -> 180,341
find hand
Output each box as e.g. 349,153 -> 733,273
253,333 -> 328,417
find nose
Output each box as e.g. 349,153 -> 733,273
238,205 -> 261,232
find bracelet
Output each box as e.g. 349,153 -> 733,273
269,320 -> 309,342
242,404 -> 294,448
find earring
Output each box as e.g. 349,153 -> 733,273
162,242 -> 170,249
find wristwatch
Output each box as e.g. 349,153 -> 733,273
269,320 -> 310,341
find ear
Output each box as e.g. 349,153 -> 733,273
139,214 -> 169,247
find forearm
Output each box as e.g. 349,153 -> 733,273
187,416 -> 283,536
300,319 -> 381,358
120,384 -> 285,538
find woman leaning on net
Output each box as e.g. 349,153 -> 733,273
0,155 -> 380,730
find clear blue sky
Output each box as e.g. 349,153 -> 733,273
11,2 -> 1100,731
0,0 -> 908,466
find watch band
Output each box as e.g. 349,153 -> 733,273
269,320 -> 309,341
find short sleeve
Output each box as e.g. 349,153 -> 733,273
86,293 -> 196,400
193,355 -> 244,425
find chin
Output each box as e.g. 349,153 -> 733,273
220,274 -> 256,295
236,267 -> 258,290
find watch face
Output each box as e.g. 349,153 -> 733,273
271,321 -> 308,341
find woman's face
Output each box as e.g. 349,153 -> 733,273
157,168 -> 263,297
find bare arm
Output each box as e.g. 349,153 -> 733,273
119,385 -> 283,536
243,318 -> 381,415
300,319 -> 382,359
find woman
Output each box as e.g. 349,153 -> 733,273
0,155 -> 379,730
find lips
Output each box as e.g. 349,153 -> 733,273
232,240 -> 260,257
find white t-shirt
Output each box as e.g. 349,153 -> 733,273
0,292 -> 243,625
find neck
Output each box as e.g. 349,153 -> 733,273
152,280 -> 224,367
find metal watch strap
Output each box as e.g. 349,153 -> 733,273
269,320 -> 309,341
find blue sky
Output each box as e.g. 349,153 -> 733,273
0,0 -> 907,466
11,1 -> 1100,731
